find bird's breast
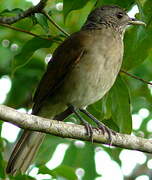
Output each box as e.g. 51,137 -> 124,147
60,30 -> 124,108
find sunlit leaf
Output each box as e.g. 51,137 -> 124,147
0,8 -> 23,15
62,142 -> 99,179
123,0 -> 152,70
108,76 -> 132,134
12,37 -> 54,74
63,0 -> 90,19
36,135 -> 68,165
35,13 -> 49,33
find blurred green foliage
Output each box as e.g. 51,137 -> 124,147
0,0 -> 152,179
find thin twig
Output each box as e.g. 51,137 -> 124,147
121,69 -> 152,86
0,0 -> 48,24
42,11 -> 70,37
0,23 -> 40,38
0,22 -> 59,42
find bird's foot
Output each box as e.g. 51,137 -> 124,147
80,109 -> 117,145
80,119 -> 94,142
68,105 -> 94,142
94,121 -> 116,144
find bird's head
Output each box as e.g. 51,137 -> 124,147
83,5 -> 145,33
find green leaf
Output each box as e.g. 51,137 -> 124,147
0,153 -> 6,178
88,95 -> 112,121
53,165 -> 77,180
65,0 -> 97,32
5,56 -> 45,108
108,76 -> 132,134
90,76 -> 132,133
12,37 -> 53,74
38,165 -> 77,180
62,141 -> 99,179
0,45 -> 13,77
124,59 -> 152,114
36,135 -> 68,165
35,13 -> 49,33
38,165 -> 56,178
0,8 -> 23,15
63,0 -> 90,19
123,0 -> 152,70
96,0 -> 134,9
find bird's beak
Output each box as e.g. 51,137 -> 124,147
128,18 -> 146,26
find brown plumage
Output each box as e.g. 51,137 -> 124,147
6,5 -> 145,175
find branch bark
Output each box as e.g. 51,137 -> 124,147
0,104 -> 152,153
0,0 -> 48,24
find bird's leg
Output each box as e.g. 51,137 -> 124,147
54,107 -> 73,121
79,108 -> 117,143
68,105 -> 94,141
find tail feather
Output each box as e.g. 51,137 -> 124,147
6,131 -> 45,175
6,107 -> 73,175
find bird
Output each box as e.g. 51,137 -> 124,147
6,5 -> 145,175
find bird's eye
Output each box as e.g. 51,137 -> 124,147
116,12 -> 124,19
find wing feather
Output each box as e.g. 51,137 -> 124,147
32,31 -> 88,114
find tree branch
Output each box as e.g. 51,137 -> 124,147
0,105 -> 152,153
0,22 -> 58,41
121,69 -> 152,86
0,0 -> 48,24
0,22 -> 42,38
42,11 -> 70,37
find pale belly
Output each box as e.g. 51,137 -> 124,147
59,46 -> 123,108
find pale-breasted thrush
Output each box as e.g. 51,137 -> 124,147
6,5 -> 145,175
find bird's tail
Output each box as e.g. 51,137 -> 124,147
6,130 -> 45,175
6,107 -> 72,176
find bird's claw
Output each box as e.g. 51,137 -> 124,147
95,122 -> 116,145
83,122 -> 94,142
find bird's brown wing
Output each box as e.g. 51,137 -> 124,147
32,31 -> 89,114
